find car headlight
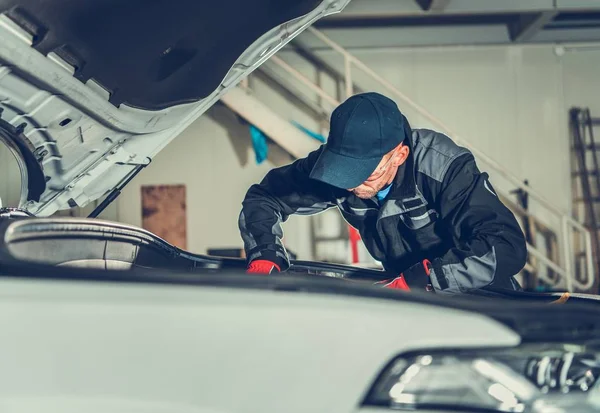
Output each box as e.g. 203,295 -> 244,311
364,345 -> 600,412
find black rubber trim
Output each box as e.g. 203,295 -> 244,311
431,259 -> 449,290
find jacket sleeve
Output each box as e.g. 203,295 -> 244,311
239,147 -> 337,270
428,154 -> 527,294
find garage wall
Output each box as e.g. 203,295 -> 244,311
112,43 -> 599,262
0,37 -> 596,264
264,43 -> 600,226
116,104 -> 314,259
563,49 -> 600,114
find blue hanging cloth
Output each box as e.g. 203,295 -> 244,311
291,120 -> 326,143
249,121 -> 326,165
249,125 -> 269,164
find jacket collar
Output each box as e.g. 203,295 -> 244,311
387,127 -> 417,200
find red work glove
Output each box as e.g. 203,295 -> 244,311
377,259 -> 433,292
247,260 -> 281,275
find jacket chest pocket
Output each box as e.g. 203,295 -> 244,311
399,207 -> 444,253
399,207 -> 438,230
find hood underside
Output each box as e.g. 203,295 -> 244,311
0,0 -> 350,215
1,0 -> 323,110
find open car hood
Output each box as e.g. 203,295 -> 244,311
0,0 -> 350,216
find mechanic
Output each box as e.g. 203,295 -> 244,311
238,92 -> 527,294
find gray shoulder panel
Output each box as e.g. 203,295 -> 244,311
411,129 -> 471,182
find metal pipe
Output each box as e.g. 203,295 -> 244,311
561,216 -> 574,292
585,229 -> 595,289
308,27 -> 350,56
574,228 -> 596,291
88,162 -> 149,219
306,28 -> 600,53
295,41 -> 600,55
536,272 -> 563,288
527,244 -> 567,280
521,236 -> 571,288
568,221 -> 594,285
344,56 -> 353,98
569,217 -> 588,232
269,55 -> 340,108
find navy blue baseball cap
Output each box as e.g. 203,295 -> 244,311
309,92 -> 409,189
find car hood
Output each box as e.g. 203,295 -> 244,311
1,258 -> 600,412
0,0 -> 350,216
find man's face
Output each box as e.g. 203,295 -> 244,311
348,144 -> 409,199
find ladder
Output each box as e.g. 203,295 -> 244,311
570,107 -> 600,292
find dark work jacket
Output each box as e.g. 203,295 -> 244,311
239,129 -> 527,294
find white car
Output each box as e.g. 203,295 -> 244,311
1,213 -> 600,413
0,1 -> 600,412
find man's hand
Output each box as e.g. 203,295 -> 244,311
247,260 -> 281,275
377,259 -> 433,292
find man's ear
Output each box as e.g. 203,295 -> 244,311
393,143 -> 410,166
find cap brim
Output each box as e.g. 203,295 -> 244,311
309,148 -> 382,189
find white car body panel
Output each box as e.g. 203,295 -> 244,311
0,277 -> 519,413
